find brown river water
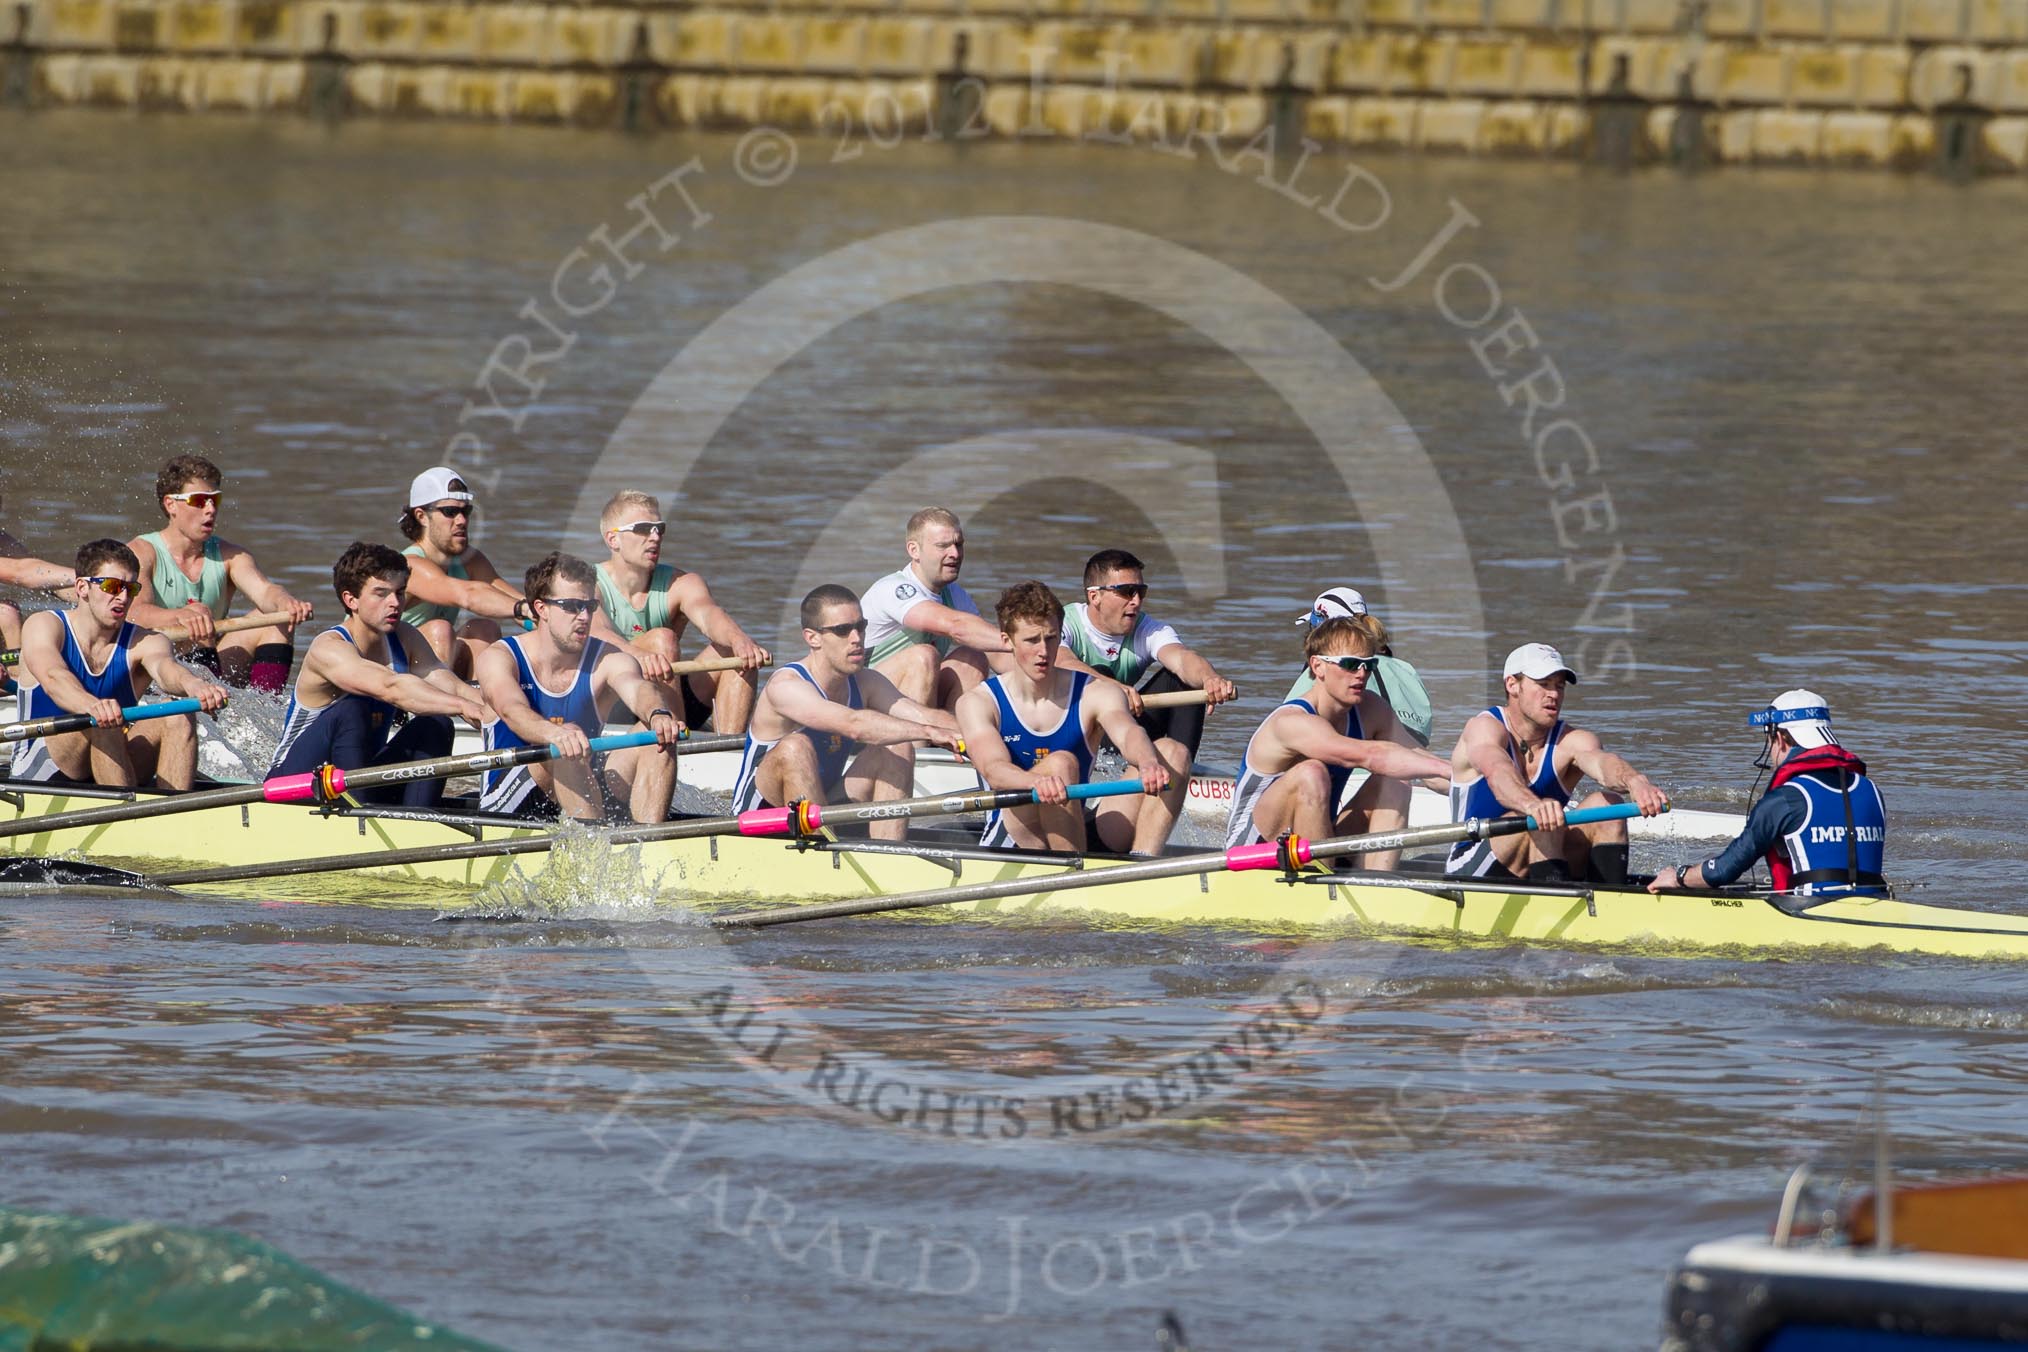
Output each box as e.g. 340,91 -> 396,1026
2,109 -> 2026,1349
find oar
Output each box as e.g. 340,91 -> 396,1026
715,802 -> 1655,928
1138,689 -> 1224,709
667,654 -> 773,676
1,698 -> 203,743
153,778 -> 1149,888
0,730 -> 740,841
1,609 -> 302,665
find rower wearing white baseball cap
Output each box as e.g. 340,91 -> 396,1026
1288,587 -> 1434,747
1446,642 -> 1668,884
396,466 -> 528,680
1648,690 -> 1885,897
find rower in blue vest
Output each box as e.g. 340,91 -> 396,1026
957,580 -> 1169,853
1648,690 -> 1886,897
475,552 -> 683,823
269,542 -> 487,808
12,538 -> 228,790
1446,642 -> 1670,884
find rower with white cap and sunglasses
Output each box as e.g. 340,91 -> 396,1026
587,489 -> 770,736
1647,690 -> 1885,897
1446,642 -> 1669,885
396,465 -> 528,681
1288,586 -> 1433,747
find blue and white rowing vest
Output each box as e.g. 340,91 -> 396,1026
12,613 -> 141,783
1223,698 -> 1363,849
731,663 -> 863,813
268,624 -> 410,776
980,670 -> 1095,848
1771,765 -> 1887,896
1446,707 -> 1569,872
480,635 -> 610,814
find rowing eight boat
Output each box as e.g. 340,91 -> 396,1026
2,781 -> 2021,959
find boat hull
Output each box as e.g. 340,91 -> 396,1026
2,784 -> 2025,958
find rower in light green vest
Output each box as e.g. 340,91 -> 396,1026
595,560 -> 675,638
136,531 -> 229,620
400,544 -> 467,628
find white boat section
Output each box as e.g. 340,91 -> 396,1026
1680,1237 -> 2028,1293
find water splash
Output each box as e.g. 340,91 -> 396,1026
455,817 -> 699,924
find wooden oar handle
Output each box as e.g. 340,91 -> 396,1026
1138,688 -> 1219,709
151,609 -> 302,644
666,654 -> 772,677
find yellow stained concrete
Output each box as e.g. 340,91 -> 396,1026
573,72 -> 617,123
35,52 -> 84,98
1763,0 -> 1827,36
1789,45 -> 1855,103
510,69 -> 570,119
352,3 -> 418,58
79,53 -> 139,101
655,71 -> 703,124
706,73 -> 767,122
262,56 -> 302,105
982,81 -> 1028,133
1040,21 -> 1124,81
732,15 -> 801,70
983,23 -> 1050,78
1450,37 -> 1518,93
1714,106 -> 1755,156
1426,0 -> 1485,26
1700,42 -> 1785,103
1750,106 -> 1821,158
872,17 -> 935,74
801,17 -> 867,74
1164,0 -> 1222,19
1545,101 -> 1584,151
478,6 -> 545,64
1981,114 -> 2028,166
1304,91 -> 1352,138
1331,34 -> 1391,90
1200,28 -> 1255,85
1095,0 -> 1153,16
1220,91 -> 1267,135
1621,0 -> 1679,33
1819,107 -> 1891,160
199,56 -> 262,105
1480,96 -> 1549,149
1969,0 -> 2027,40
1417,96 -> 1484,147
1386,32 -> 1454,93
412,4 -> 475,61
1703,0 -> 1759,35
1363,0 -> 1421,27
1227,0 -> 1290,20
1857,45 -> 1909,104
234,0 -> 295,54
2000,50 -> 2028,110
1593,36 -> 1687,100
447,67 -> 506,117
1900,0 -> 1964,39
1827,0 -> 1896,34
1517,39 -> 1582,95
165,0 -> 232,52
760,74 -> 829,127
1348,94 -> 1418,145
550,10 -> 628,67
138,54 -> 201,105
1492,0 -> 1557,29
1120,26 -> 1196,84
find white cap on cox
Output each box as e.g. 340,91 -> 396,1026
1749,688 -> 1837,749
1297,586 -> 1368,626
1503,642 -> 1577,683
403,466 -> 475,523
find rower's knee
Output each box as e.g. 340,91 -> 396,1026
462,617 -> 502,645
880,644 -> 938,698
641,628 -> 678,658
1038,749 -> 1082,784
1286,758 -> 1332,805
771,733 -> 820,772
417,619 -> 453,660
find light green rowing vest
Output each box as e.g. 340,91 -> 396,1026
400,544 -> 467,627
139,532 -> 228,620
1282,654 -> 1434,747
595,562 -> 675,638
867,583 -> 963,665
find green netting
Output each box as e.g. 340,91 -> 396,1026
0,1207 -> 507,1352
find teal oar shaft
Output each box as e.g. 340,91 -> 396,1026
714,802 -> 1653,928
153,776 -> 1151,888
1,698 -> 202,744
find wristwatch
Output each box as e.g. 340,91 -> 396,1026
1673,864 -> 1690,888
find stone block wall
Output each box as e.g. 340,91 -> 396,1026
2,0 -> 2025,170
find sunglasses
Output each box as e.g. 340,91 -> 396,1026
537,597 -> 597,616
165,490 -> 223,509
1090,582 -> 1148,600
813,619 -> 869,638
613,520 -> 666,537
1322,654 -> 1380,674
429,503 -> 474,519
83,575 -> 138,598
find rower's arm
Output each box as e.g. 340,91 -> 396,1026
1153,642 -> 1238,706
668,572 -> 769,667
1562,728 -> 1669,816
1086,681 -> 1171,794
594,649 -> 685,741
405,552 -> 523,620
221,546 -> 315,624
1668,791 -> 1799,890
320,625 -> 484,722
1462,714 -> 1558,819
899,599 -> 1008,654
1361,698 -> 1450,791
127,633 -> 228,711
1287,712 -> 1450,782
0,532 -> 73,592
955,685 -> 1036,793
833,670 -> 963,750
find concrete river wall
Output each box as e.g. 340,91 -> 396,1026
4,0 -> 2026,171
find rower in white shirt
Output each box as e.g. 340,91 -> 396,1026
860,507 -> 1008,712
